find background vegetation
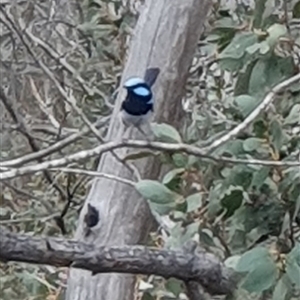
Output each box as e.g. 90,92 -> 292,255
0,0 -> 299,299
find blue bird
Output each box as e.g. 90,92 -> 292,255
121,68 -> 160,127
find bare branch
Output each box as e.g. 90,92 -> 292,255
1,139 -> 299,181
205,73 -> 300,152
0,229 -> 236,296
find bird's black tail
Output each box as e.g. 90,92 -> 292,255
144,68 -> 160,87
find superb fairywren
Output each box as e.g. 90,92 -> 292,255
120,68 -> 160,127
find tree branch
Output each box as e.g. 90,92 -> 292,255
205,72 -> 300,152
1,139 -> 299,181
0,229 -> 236,296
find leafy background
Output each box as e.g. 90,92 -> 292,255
0,0 -> 300,299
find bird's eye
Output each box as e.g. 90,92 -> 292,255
133,87 -> 150,96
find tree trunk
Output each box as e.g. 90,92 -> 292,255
66,1 -> 211,300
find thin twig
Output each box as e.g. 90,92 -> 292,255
0,88 -> 67,200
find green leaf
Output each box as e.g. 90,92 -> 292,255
182,222 -> 200,242
199,228 -> 215,247
253,0 -> 267,28
285,260 -> 300,288
270,118 -> 285,153
151,123 -> 182,143
186,193 -> 203,212
219,58 -> 244,72
163,168 -> 185,185
221,186 -> 244,218
259,41 -> 270,55
234,95 -> 260,117
135,180 -> 181,205
175,199 -> 187,213
253,119 -> 268,138
229,227 -> 247,253
219,33 -> 258,71
141,292 -> 155,300
220,33 -> 258,59
207,183 -> 223,218
166,222 -> 200,249
172,153 -> 188,168
123,150 -> 157,161
243,138 -> 265,152
148,202 -> 175,216
288,242 -> 300,265
284,104 -> 300,125
222,165 -> 254,190
250,166 -> 270,190
249,56 -> 295,97
236,247 -> 270,273
293,1 -> 300,18
165,278 -> 183,297
266,24 -> 287,48
234,60 -> 257,96
241,259 -> 278,293
272,275 -> 289,300
293,195 -> 300,221
286,243 -> 300,287
225,255 -> 242,269
219,140 -> 244,156
246,43 -> 261,55
172,210 -> 186,221
214,17 -> 238,30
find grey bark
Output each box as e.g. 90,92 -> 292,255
66,1 -> 212,300
0,229 -> 236,296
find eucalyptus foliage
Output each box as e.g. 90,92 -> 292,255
136,0 -> 300,299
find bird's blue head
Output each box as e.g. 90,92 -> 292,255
123,77 -> 153,103
120,68 -> 160,119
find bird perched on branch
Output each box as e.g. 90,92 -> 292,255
120,68 -> 160,131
